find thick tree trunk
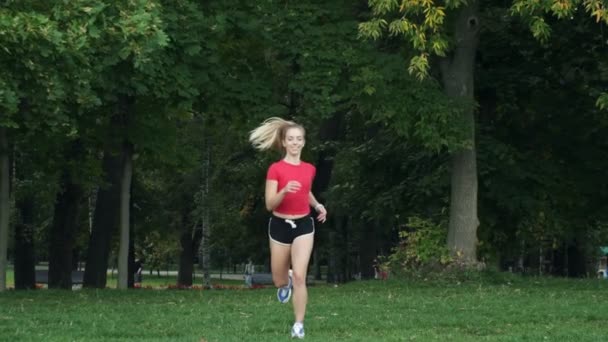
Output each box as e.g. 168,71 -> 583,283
48,167 -> 84,289
117,141 -> 133,289
14,195 -> 36,290
0,128 -> 9,291
441,1 -> 480,263
83,152 -> 122,288
447,148 -> 478,262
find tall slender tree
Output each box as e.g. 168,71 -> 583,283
0,128 -> 9,291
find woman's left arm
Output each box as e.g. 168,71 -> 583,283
309,192 -> 327,223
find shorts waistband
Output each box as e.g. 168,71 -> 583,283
271,214 -> 311,222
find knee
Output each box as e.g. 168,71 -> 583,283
291,271 -> 306,287
273,275 -> 287,288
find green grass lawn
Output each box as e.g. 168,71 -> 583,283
5,268 -> 244,289
105,273 -> 245,288
1,276 -> 608,341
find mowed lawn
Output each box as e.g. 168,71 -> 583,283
1,275 -> 608,341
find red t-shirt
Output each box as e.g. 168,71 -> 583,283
266,160 -> 316,215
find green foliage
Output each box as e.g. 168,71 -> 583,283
0,76 -> 18,122
350,54 -> 473,152
408,54 -> 430,80
511,0 -> 608,28
369,0 -> 400,16
530,16 -> 551,43
475,8 -> 608,268
387,215 -> 452,272
325,119 -> 453,234
358,18 -> 388,40
3,0 -> 608,282
597,92 -> 608,111
508,0 -> 608,105
359,0 -> 467,79
139,231 -> 180,272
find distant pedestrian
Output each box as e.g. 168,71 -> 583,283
134,259 -> 143,285
244,258 -> 254,287
373,258 -> 380,279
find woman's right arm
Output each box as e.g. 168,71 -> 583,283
265,179 -> 300,211
265,180 -> 286,211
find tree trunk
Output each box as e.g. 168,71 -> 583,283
128,226 -> 135,288
14,195 -> 36,290
313,249 -> 322,280
359,220 -> 378,279
117,141 -> 133,289
83,152 -> 122,288
312,113 -> 344,282
198,129 -> 212,289
178,220 -> 195,286
441,0 -> 480,263
343,216 -> 353,281
326,229 -> 337,284
199,221 -> 211,288
0,128 -> 9,291
567,236 -> 587,277
311,111 -> 344,196
48,165 -> 84,289
327,214 -> 349,283
192,228 -> 202,264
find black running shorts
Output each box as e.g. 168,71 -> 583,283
268,214 -> 315,245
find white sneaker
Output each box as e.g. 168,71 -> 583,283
291,322 -> 305,339
277,272 -> 293,303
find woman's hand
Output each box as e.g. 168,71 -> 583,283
282,180 -> 302,193
315,204 -> 327,223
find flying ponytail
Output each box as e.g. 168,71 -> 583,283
249,117 -> 304,152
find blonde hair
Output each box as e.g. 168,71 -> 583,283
249,117 -> 305,152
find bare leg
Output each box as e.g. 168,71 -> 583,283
290,233 -> 314,322
269,240 -> 291,287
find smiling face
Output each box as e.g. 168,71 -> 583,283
282,126 -> 305,157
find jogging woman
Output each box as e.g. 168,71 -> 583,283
249,117 -> 327,339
